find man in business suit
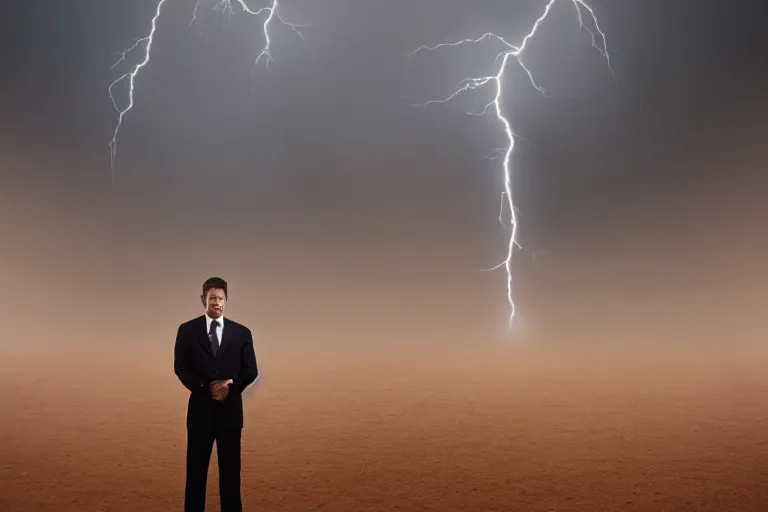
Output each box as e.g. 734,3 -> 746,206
174,277 -> 259,512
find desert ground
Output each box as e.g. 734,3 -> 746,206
1,335 -> 767,512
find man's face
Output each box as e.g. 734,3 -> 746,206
203,288 -> 227,318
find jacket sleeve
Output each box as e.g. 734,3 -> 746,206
174,324 -> 210,396
234,328 -> 259,394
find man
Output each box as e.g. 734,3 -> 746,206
174,277 -> 259,512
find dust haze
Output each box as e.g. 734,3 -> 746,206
1,95 -> 767,510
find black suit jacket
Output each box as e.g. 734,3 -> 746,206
174,315 -> 259,430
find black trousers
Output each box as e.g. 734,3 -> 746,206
184,424 -> 242,512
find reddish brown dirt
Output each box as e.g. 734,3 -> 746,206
2,340 -> 767,511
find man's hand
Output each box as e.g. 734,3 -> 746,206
210,379 -> 233,401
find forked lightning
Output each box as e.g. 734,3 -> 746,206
409,0 -> 613,324
108,0 -> 303,176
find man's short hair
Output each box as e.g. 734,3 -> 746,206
202,277 -> 228,298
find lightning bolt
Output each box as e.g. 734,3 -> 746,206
108,0 -> 304,177
409,0 -> 613,325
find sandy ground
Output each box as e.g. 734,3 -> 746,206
1,339 -> 767,511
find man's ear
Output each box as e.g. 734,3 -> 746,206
200,294 -> 206,306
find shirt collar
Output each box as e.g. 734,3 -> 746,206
205,314 -> 224,331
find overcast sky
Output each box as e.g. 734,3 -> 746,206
1,0 -> 766,343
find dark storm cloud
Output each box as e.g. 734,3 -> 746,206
2,0 -> 766,184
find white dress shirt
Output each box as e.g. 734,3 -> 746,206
206,314 -> 224,348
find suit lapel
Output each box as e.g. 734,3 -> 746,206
195,316 -> 214,356
217,318 -> 233,357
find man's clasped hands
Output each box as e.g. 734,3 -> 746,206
210,379 -> 234,401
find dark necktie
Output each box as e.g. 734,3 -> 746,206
209,320 -> 220,357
